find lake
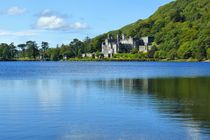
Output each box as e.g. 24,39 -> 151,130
0,62 -> 210,140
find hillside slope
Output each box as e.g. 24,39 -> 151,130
90,0 -> 210,60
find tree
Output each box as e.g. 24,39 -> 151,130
17,44 -> 26,58
9,43 -> 17,59
69,39 -> 84,57
207,48 -> 210,60
178,42 -> 192,59
158,50 -> 167,59
169,9 -> 185,22
83,36 -> 91,53
40,42 -> 49,60
26,41 -> 39,60
47,47 -> 61,61
147,46 -> 158,58
60,44 -> 73,59
131,48 -> 139,54
194,45 -> 206,61
167,49 -> 178,60
0,43 -> 17,60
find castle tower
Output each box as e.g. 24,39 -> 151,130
117,33 -> 120,45
116,33 -> 120,52
122,33 -> 126,40
107,34 -> 111,39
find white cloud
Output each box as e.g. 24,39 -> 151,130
70,22 -> 88,30
0,30 -> 38,36
5,6 -> 26,16
35,10 -> 89,31
36,15 -> 89,31
36,16 -> 65,30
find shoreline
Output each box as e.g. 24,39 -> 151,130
0,58 -> 209,62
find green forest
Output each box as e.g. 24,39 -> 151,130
0,0 -> 210,61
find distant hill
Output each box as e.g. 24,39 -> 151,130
89,0 -> 210,60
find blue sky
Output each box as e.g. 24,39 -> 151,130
0,0 -> 172,47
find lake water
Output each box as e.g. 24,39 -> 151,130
0,62 -> 210,140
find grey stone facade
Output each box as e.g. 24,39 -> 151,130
101,34 -> 118,58
102,34 -> 154,58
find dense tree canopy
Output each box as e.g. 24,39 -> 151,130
0,43 -> 17,60
0,39 -> 88,61
89,0 -> 210,61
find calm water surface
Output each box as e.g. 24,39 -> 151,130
0,62 -> 210,140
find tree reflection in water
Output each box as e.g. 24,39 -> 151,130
95,77 -> 210,133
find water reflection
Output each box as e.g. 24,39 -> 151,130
95,77 -> 210,133
36,80 -> 64,110
148,78 -> 210,122
0,77 -> 210,139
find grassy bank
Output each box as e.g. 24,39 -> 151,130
66,57 -> 208,62
0,57 -> 209,62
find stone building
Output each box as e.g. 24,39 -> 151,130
101,34 -> 154,58
101,34 -> 118,58
139,37 -> 154,53
82,53 -> 94,58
